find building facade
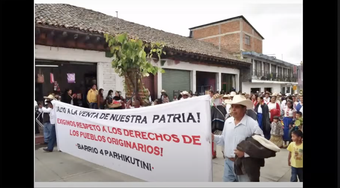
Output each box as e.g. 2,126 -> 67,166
189,15 -> 298,94
189,16 -> 264,57
241,52 -> 298,94
35,4 -> 251,102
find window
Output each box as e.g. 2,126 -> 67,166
245,35 -> 250,45
281,87 -> 285,94
271,64 -> 276,74
251,88 -> 261,94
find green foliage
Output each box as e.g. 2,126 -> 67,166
104,33 -> 166,77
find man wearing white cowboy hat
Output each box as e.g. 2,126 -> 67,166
264,91 -> 271,104
212,95 -> 263,182
41,94 -> 56,145
180,91 -> 190,100
225,91 -> 236,115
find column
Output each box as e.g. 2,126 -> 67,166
276,66 -> 278,76
217,72 -> 222,92
261,61 -> 264,76
96,62 -> 104,90
235,74 -> 239,91
252,59 -> 255,76
191,70 -> 196,93
269,63 -> 272,74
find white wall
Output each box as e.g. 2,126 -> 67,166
154,59 -> 240,96
35,45 -> 125,96
242,82 -> 281,94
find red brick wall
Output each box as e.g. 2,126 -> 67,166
254,31 -> 262,39
220,20 -> 240,33
253,38 -> 263,53
242,20 -> 253,35
192,25 -> 219,39
220,33 -> 240,53
242,33 -> 263,53
242,33 -> 252,52
191,18 -> 263,54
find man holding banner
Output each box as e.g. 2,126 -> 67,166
212,95 -> 263,182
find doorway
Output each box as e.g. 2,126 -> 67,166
264,87 -> 272,93
250,88 -> 261,94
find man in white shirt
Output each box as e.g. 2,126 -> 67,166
212,95 -> 263,182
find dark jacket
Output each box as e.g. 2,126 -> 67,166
211,105 -> 227,132
62,94 -> 73,104
234,136 -> 276,182
254,103 -> 271,134
246,109 -> 257,121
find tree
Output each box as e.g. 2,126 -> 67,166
104,33 -> 165,106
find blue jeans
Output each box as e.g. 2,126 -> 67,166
43,123 -> 52,143
47,124 -> 56,151
89,103 -> 97,109
223,158 -> 250,182
291,167 -> 303,182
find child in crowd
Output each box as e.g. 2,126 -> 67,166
289,111 -> 303,136
269,116 -> 284,148
287,130 -> 303,182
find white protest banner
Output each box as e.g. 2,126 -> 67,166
52,95 -> 212,182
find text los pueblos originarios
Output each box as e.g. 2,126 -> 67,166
56,106 -> 201,124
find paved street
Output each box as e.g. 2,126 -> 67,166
35,145 -> 291,182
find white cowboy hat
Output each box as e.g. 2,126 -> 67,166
44,94 -> 55,100
270,92 -> 278,97
222,94 -> 230,98
230,91 -> 236,96
181,91 -> 190,95
225,94 -> 253,109
161,89 -> 166,93
252,135 -> 280,152
224,99 -> 232,103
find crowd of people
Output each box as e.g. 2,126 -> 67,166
210,90 -> 303,182
35,86 -> 303,182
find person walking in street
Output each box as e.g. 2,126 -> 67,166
287,130 -> 303,182
251,93 -> 258,109
282,100 -> 296,147
87,84 -> 98,109
41,94 -> 55,144
61,89 -> 74,105
212,95 -> 263,182
263,91 -> 270,104
211,93 -> 227,159
180,91 -> 190,100
43,100 -> 57,152
97,88 -> 105,109
269,116 -> 284,148
267,93 -> 281,122
295,95 -> 303,113
161,92 -> 170,103
105,90 -> 114,109
254,96 -> 271,140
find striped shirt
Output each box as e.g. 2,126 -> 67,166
214,114 -> 264,158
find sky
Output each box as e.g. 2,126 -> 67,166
35,0 -> 303,65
